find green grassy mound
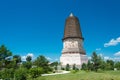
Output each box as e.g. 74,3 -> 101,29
29,71 -> 120,80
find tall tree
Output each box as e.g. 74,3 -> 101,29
87,60 -> 93,71
91,52 -> 101,72
12,55 -> 21,68
34,55 -> 51,73
0,45 -> 12,68
0,45 -> 12,60
26,56 -> 32,62
66,64 -> 70,71
81,63 -> 87,70
34,55 -> 49,67
13,55 -> 21,64
106,60 -> 114,70
22,56 -> 32,69
115,62 -> 120,70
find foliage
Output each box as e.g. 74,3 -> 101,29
71,69 -> 79,74
34,55 -> 51,73
72,64 -> 76,70
14,68 -> 28,80
0,45 -> 12,69
106,60 -> 114,70
115,62 -> 120,70
91,52 -> 102,72
0,68 -> 14,79
13,55 -> 21,64
29,67 -> 43,78
87,60 -> 93,71
81,63 -> 87,70
50,61 -> 58,70
26,56 -> 32,62
12,55 -> 21,68
81,52 -> 116,71
50,62 -> 58,66
66,64 -> 70,71
23,61 -> 32,69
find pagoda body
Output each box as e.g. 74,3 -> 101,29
60,13 -> 88,69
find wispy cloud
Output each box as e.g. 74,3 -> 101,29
96,48 -> 101,51
46,57 -> 52,60
104,37 -> 120,47
114,51 -> 120,56
104,56 -> 110,60
103,56 -> 120,61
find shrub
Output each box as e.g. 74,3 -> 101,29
66,64 -> 70,71
22,61 -> 32,69
0,68 -> 14,79
71,70 -> 78,74
61,67 -> 65,70
14,68 -> 28,80
29,67 -> 43,78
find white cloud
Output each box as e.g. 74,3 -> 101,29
114,51 -> 120,56
27,53 -> 34,57
104,37 -> 120,47
113,57 -> 120,61
104,56 -> 110,60
21,56 -> 26,61
46,57 -> 52,60
21,53 -> 34,61
103,56 -> 120,61
96,48 -> 101,51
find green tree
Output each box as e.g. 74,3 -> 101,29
29,67 -> 43,78
26,56 -> 32,62
0,45 -> 12,69
13,55 -> 21,64
14,68 -> 27,80
12,55 -> 21,68
87,60 -> 93,71
34,55 -> 51,73
91,52 -> 101,72
81,63 -> 87,70
22,56 -> 32,69
115,62 -> 120,70
50,61 -> 58,70
0,68 -> 14,79
106,60 -> 114,70
100,60 -> 106,70
66,64 -> 70,71
23,61 -> 32,69
73,64 -> 76,70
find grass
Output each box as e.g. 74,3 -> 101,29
29,70 -> 120,80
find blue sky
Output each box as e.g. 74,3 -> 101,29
0,0 -> 120,62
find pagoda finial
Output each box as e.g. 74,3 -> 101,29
70,13 -> 74,17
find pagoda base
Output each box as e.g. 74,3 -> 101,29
60,53 -> 88,69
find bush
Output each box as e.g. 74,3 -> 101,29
71,70 -> 78,74
0,68 -> 14,79
61,67 -> 65,70
66,64 -> 70,71
14,68 -> 28,80
81,63 -> 87,71
97,68 -> 104,73
29,67 -> 43,78
22,61 -> 32,69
